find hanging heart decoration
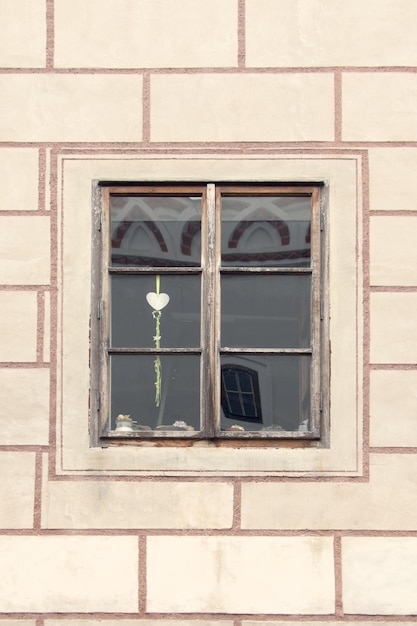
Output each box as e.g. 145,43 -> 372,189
146,292 -> 170,311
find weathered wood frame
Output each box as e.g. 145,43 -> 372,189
90,182 -> 326,446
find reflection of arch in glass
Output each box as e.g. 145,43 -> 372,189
112,219 -> 168,252
181,220 -> 201,256
221,364 -> 262,423
228,216 -> 290,250
305,222 -> 311,244
112,200 -> 168,253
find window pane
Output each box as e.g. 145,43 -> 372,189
221,195 -> 311,267
110,355 -> 200,432
221,275 -> 311,348
220,355 -> 311,432
110,195 -> 202,267
111,274 -> 200,348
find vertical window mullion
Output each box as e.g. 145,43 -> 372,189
201,184 -> 217,436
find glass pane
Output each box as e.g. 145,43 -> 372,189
111,274 -> 200,348
221,275 -> 311,348
221,195 -> 311,267
110,355 -> 200,432
110,195 -> 202,267
220,355 -> 311,432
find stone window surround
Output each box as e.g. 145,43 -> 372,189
56,151 -> 363,477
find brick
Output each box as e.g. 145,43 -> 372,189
0,536 -> 138,612
370,216 -> 417,286
147,536 -> 334,613
370,370 -> 417,447
0,0 -> 45,67
343,73 -> 417,141
43,481 -> 233,529
0,216 -> 50,285
151,74 -> 334,142
343,537 -> 417,614
370,292 -> 417,364
54,0 -> 237,68
241,454 -> 417,530
0,75 -> 142,142
0,369 -> 49,445
369,148 -> 417,211
0,149 -> 39,211
246,0 -> 417,67
0,291 -> 37,362
0,452 -> 35,528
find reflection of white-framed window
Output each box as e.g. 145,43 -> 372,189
90,183 -> 326,444
221,364 -> 263,424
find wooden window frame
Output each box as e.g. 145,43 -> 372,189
90,182 -> 327,446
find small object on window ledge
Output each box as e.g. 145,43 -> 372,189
226,424 -> 245,431
156,420 -> 195,431
261,424 -> 283,431
115,414 -> 135,432
132,423 -> 152,431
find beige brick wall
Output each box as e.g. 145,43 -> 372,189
1,0 -> 417,623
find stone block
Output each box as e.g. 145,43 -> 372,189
0,369 -> 49,445
0,291 -> 38,362
370,292 -> 417,364
370,216 -> 417,286
0,452 -> 35,528
0,149 -> 39,211
246,0 -> 417,67
0,536 -> 138,612
0,75 -> 142,142
370,370 -> 417,447
0,216 -> 50,285
43,480 -> 233,529
54,0 -> 237,68
369,148 -> 417,211
343,73 -> 417,141
241,454 -> 417,530
147,536 -> 334,613
151,74 -> 334,142
343,537 -> 417,614
0,0 -> 45,67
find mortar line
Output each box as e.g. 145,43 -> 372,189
238,0 -> 246,68
33,450 -> 43,530
138,535 -> 147,615
334,70 -> 342,142
334,533 -> 343,616
37,290 -> 45,363
233,480 -> 242,529
142,72 -> 151,143
46,0 -> 55,69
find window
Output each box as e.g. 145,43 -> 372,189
92,183 -> 325,443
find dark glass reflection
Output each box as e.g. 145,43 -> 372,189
220,355 -> 311,432
110,355 -> 200,431
111,274 -> 200,349
221,195 -> 311,267
221,275 -> 311,348
110,195 -> 202,267
221,365 -> 262,422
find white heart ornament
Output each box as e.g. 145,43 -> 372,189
146,292 -> 170,311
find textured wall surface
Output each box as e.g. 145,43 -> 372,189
1,0 -> 417,623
